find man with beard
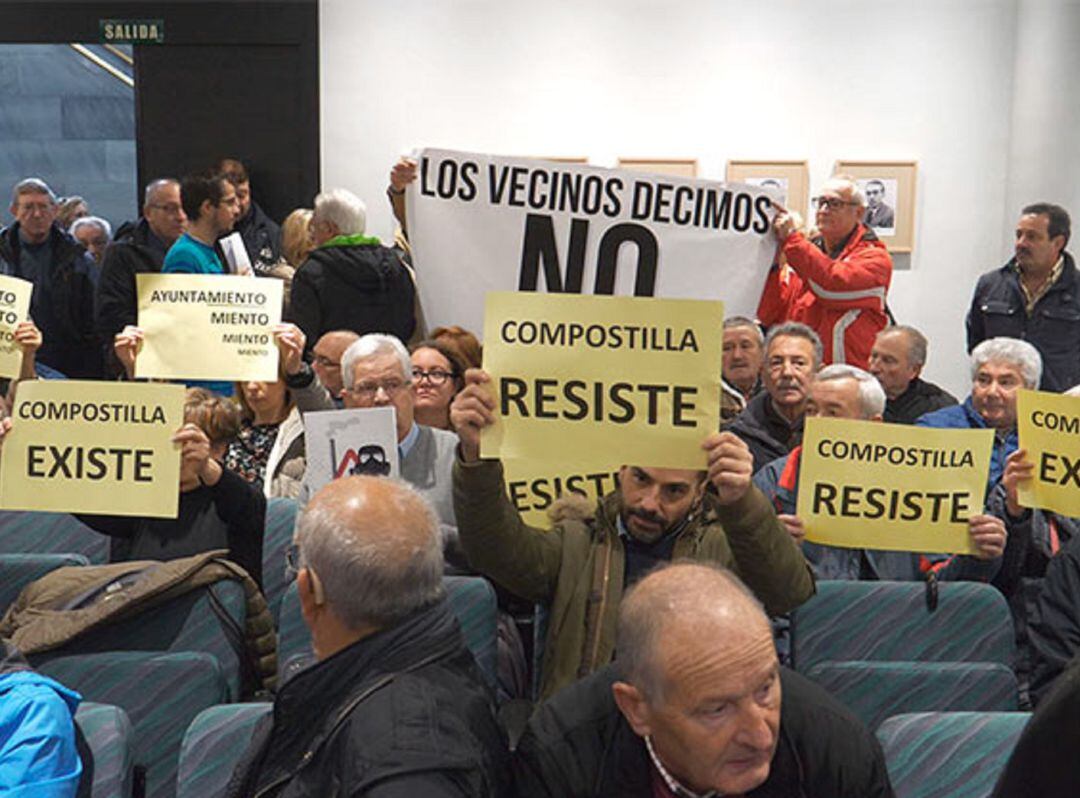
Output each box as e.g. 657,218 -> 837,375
450,369 -> 814,699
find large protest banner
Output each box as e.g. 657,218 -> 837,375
481,291 -> 723,470
135,274 -> 283,381
406,148 -> 776,334
797,417 -> 994,554
0,381 -> 185,517
304,406 -> 400,495
0,275 -> 32,379
1017,389 -> 1080,517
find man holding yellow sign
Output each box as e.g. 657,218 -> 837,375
755,365 -> 1006,580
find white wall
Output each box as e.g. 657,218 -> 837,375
320,0 -> 1072,397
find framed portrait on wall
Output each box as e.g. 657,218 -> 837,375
725,161 -> 809,222
616,158 -> 698,178
835,160 -> 918,253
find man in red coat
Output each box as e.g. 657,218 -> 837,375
758,176 -> 893,369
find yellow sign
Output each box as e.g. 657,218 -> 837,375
503,457 -> 621,527
796,417 -> 994,554
0,381 -> 185,518
135,274 -> 283,381
1017,389 -> 1080,516
0,275 -> 33,379
481,292 -> 723,469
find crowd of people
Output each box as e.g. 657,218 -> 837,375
0,157 -> 1076,796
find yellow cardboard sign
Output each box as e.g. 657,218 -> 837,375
1017,389 -> 1080,516
0,275 -> 33,379
135,274 -> 283,381
0,381 -> 185,518
502,457 -> 621,528
481,292 -> 723,469
796,417 -> 994,554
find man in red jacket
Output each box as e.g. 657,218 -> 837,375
758,176 -> 893,369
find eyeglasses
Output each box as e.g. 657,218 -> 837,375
285,542 -> 301,582
313,354 -> 341,370
147,203 -> 184,215
812,196 -> 858,211
866,188 -> 884,196
411,368 -> 454,386
347,378 -> 411,399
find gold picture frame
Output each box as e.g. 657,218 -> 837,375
834,160 -> 918,253
725,160 -> 809,222
616,158 -> 698,179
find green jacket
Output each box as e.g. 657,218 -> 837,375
453,459 -> 815,699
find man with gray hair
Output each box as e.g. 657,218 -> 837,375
514,562 -> 892,796
69,216 -> 111,267
288,187 -> 416,353
721,316 -> 764,422
224,476 -> 508,797
0,178 -> 100,377
869,325 -> 957,424
756,364 -> 1006,580
760,175 -> 893,369
917,336 -> 1043,491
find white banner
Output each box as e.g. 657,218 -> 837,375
407,148 -> 778,334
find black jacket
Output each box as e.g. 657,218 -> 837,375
967,251 -> 1080,392
0,222 -> 100,378
514,664 -> 893,797
727,391 -> 804,474
883,377 -> 958,424
287,240 -> 416,352
95,219 -> 170,376
225,599 -> 509,798
236,202 -> 282,272
1026,526 -> 1080,705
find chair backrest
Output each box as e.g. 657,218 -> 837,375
39,651 -> 229,798
791,580 -> 1015,671
876,711 -> 1031,798
0,510 -> 108,563
262,497 -> 297,623
75,702 -> 134,798
176,703 -> 272,798
0,552 -> 89,611
278,575 -> 498,687
807,660 -> 1019,731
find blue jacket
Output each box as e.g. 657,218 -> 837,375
0,641 -> 82,797
754,447 -> 1000,582
915,396 -> 1017,499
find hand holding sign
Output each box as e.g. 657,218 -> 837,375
12,321 -> 41,382
174,423 -> 221,490
114,325 -> 144,379
1002,448 -> 1035,518
968,514 -> 1007,560
451,368 -> 497,463
273,323 -> 306,377
702,431 -> 753,506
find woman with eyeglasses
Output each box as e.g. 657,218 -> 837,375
409,339 -> 466,431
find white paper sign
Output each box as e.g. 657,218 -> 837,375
303,406 -> 400,495
219,232 -> 254,276
406,147 -> 779,335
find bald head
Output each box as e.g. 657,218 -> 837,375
295,476 -> 444,632
313,329 -> 361,397
617,563 -> 772,700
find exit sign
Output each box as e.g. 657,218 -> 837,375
99,19 -> 165,44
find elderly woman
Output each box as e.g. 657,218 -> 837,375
409,339 -> 465,431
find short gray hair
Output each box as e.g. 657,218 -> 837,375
70,216 -> 111,239
826,174 -> 865,208
971,337 -> 1042,389
341,333 -> 411,391
815,363 -> 887,418
723,315 -> 764,346
11,178 -> 56,206
144,178 -> 179,206
878,325 -> 929,369
764,321 -> 823,367
294,477 -> 444,629
313,188 -> 366,236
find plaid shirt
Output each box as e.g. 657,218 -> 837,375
1016,255 -> 1064,315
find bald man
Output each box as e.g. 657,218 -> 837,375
311,329 -> 359,402
514,563 -> 892,797
224,477 -> 509,797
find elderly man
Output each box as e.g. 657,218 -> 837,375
451,369 -> 813,699
287,188 -> 416,352
225,476 -> 508,797
721,315 -> 765,421
69,216 -> 111,267
215,158 -> 282,272
967,203 -> 1077,392
759,175 -> 893,369
728,322 -> 820,473
96,178 -> 188,376
0,178 -> 99,378
514,563 -> 890,797
868,325 -> 957,424
311,329 -> 359,403
917,337 -> 1043,493
755,364 -> 1006,581
162,171 -> 240,274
